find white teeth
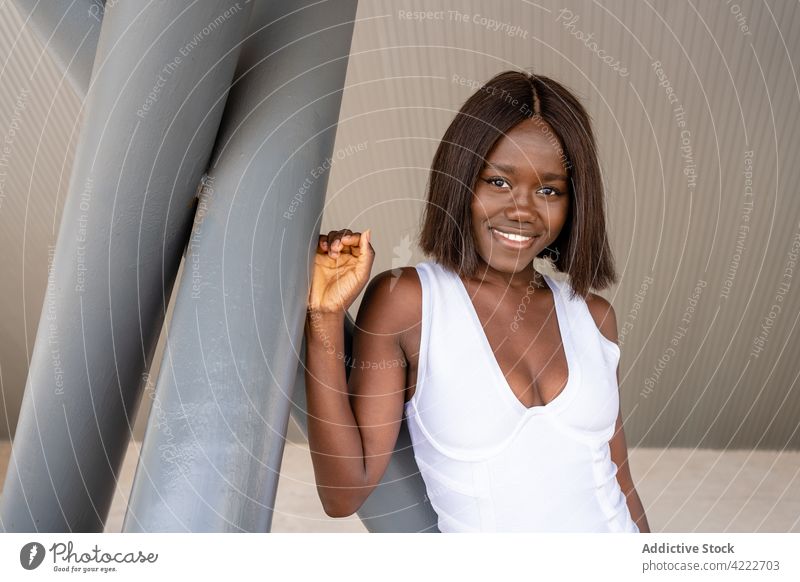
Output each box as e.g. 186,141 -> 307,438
492,228 -> 533,242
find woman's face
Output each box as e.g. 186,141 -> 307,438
471,117 -> 570,275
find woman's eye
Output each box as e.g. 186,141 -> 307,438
537,186 -> 561,197
484,177 -> 510,189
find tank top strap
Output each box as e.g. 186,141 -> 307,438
413,259 -> 458,309
549,273 -> 621,361
411,259 -> 458,409
412,261 -> 434,401
543,272 -> 587,349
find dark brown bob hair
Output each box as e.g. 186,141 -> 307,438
417,69 -> 617,300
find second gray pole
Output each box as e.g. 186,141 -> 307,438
123,0 -> 360,532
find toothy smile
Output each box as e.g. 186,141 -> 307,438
490,227 -> 538,242
489,226 -> 540,250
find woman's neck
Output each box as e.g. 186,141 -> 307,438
471,260 -> 545,291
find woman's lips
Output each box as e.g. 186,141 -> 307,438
490,226 -> 539,250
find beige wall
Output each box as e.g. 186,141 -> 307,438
1,0 -> 798,449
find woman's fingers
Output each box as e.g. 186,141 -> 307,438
331,236 -> 358,256
350,233 -> 363,257
323,230 -> 362,258
326,229 -> 349,256
352,229 -> 371,258
317,229 -> 370,259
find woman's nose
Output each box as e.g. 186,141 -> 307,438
504,190 -> 539,221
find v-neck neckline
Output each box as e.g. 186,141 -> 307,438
450,265 -> 576,415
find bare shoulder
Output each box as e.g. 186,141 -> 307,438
357,266 -> 422,337
585,292 -> 618,345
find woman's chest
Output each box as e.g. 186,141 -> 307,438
404,312 -> 621,455
405,288 -> 574,409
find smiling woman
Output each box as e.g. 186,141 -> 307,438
472,119 -> 570,275
419,69 -> 616,300
304,69 -> 650,533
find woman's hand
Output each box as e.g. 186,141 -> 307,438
308,228 -> 374,314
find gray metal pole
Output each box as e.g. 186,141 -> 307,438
0,0 -> 254,532
290,315 -> 440,532
11,0 -> 103,99
122,0 -> 361,532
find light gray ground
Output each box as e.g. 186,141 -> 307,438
1,430 -> 797,532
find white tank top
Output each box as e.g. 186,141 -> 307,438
404,260 -> 640,533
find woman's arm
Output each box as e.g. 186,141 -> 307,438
610,409 -> 651,533
304,230 -> 417,517
587,293 -> 651,533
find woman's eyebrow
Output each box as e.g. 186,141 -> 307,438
482,161 -> 567,181
483,161 -> 517,175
